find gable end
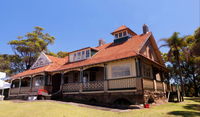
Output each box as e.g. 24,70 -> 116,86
30,52 -> 52,69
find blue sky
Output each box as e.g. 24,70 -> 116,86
0,0 -> 199,54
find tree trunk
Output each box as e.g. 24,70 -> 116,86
192,74 -> 199,97
175,51 -> 184,101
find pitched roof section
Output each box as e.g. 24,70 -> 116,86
55,32 -> 152,71
12,54 -> 67,79
11,26 -> 166,79
111,25 -> 137,36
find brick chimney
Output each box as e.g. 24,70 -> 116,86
98,39 -> 106,46
143,24 -> 149,34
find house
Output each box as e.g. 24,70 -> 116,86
9,25 -> 168,106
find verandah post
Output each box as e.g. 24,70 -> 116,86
8,80 -> 13,96
79,68 -> 83,92
18,78 -> 22,95
104,64 -> 108,92
60,72 -> 64,91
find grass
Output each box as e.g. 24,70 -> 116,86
0,97 -> 199,117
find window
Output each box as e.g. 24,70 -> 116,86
77,52 -> 81,59
115,34 -> 118,38
143,64 -> 152,78
123,31 -> 127,36
112,64 -> 131,78
82,51 -> 85,59
86,50 -> 90,58
73,53 -> 76,61
119,32 -> 122,38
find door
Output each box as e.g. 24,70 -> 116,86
52,74 -> 61,93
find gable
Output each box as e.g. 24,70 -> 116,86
139,35 -> 164,65
30,52 -> 52,69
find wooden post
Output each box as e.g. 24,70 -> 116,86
153,80 -> 157,91
60,72 -> 64,91
79,68 -> 83,93
104,64 -> 108,91
8,80 -> 13,96
163,82 -> 166,92
29,76 -> 33,93
43,74 -> 46,86
135,58 -> 141,77
18,78 -> 21,95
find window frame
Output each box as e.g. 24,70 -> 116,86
111,64 -> 131,78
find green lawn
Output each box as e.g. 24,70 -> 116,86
0,97 -> 199,117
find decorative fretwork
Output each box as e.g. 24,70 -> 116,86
10,88 -> 19,95
62,83 -> 80,92
19,87 -> 30,94
31,52 -> 51,69
31,86 -> 43,92
82,81 -> 104,91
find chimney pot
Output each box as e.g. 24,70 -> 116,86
98,39 -> 106,46
143,24 -> 149,34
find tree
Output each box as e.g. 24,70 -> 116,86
8,26 -> 55,70
46,51 -> 68,58
57,51 -> 68,58
161,27 -> 200,97
192,27 -> 200,65
0,54 -> 23,76
182,27 -> 200,97
160,32 -> 185,101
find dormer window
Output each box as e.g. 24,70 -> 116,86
114,34 -> 118,38
119,32 -> 122,38
69,48 -> 98,62
123,31 -> 127,36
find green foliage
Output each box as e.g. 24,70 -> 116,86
0,54 -> 23,76
8,26 -> 55,70
57,51 -> 68,58
46,51 -> 68,58
161,27 -> 200,97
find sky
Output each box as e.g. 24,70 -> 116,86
0,0 -> 199,55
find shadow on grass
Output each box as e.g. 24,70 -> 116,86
184,104 -> 200,111
186,97 -> 200,103
168,97 -> 200,117
168,111 -> 200,117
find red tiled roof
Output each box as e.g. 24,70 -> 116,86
11,26 -> 160,79
111,25 -> 137,36
12,55 -> 66,79
112,25 -> 128,33
55,32 -> 152,71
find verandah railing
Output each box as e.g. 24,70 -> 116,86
62,77 -> 138,93
10,86 -> 45,96
10,77 -> 167,95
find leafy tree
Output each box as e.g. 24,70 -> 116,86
8,26 -> 55,70
57,51 -> 68,58
182,27 -> 200,97
192,27 -> 200,64
161,27 -> 200,97
46,51 -> 68,58
0,54 -> 23,76
160,32 -> 185,101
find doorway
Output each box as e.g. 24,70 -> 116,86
52,74 -> 61,93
